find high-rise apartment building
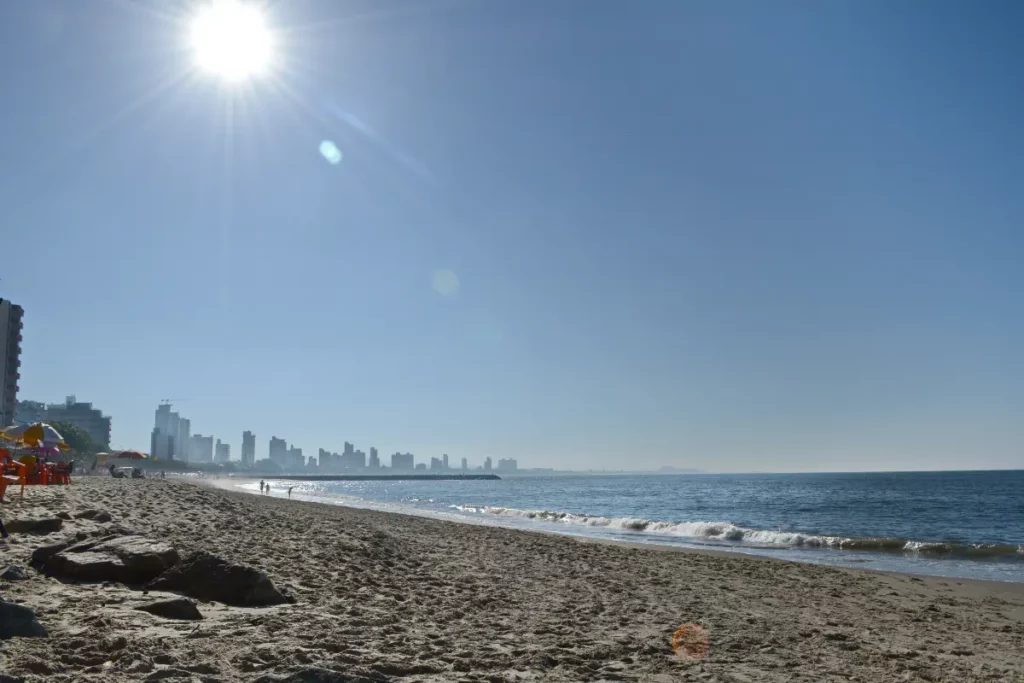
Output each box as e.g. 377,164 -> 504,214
369,447 -> 380,469
318,448 -> 337,470
152,405 -> 175,461
215,439 -> 230,463
341,448 -> 365,469
484,456 -> 493,471
0,299 -> 24,427
269,437 -> 287,466
497,458 -> 518,472
442,454 -> 449,470
241,431 -> 256,466
188,434 -> 214,463
152,403 -> 191,460
391,452 -> 414,470
430,456 -> 443,470
286,446 -> 304,471
461,457 -> 468,470
177,418 -> 190,463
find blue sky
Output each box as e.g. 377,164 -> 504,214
1,0 -> 1021,472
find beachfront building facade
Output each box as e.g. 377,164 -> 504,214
15,396 -> 112,449
177,418 -> 190,462
391,452 -> 414,470
369,447 -> 379,469
13,400 -> 45,425
286,446 -> 304,471
484,456 -> 492,471
461,457 -> 468,470
341,448 -> 365,470
269,437 -> 287,467
0,298 -> 24,427
318,448 -> 338,470
497,458 -> 518,472
430,456 -> 443,470
215,439 -> 230,463
152,403 -> 190,461
241,431 -> 255,466
188,434 -> 214,463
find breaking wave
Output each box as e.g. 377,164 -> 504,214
448,504 -> 1024,560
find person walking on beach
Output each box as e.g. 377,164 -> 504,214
259,479 -> 265,494
288,486 -> 293,499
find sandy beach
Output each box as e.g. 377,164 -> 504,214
1,477 -> 1022,682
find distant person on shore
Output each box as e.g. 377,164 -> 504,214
259,480 -> 265,494
288,486 -> 293,499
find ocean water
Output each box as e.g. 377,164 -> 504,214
245,471 -> 1024,583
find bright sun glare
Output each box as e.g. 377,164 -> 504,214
190,0 -> 272,81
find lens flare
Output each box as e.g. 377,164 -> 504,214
319,140 -> 343,165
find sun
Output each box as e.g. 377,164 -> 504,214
190,1 -> 272,81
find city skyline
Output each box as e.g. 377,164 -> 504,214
151,401 -> 509,471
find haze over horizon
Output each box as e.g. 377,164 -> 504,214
1,1 -> 1021,473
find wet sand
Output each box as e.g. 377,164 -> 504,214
2,477 -> 1022,682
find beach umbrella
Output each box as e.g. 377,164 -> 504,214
4,423 -> 68,449
1,424 -> 30,442
114,450 -> 148,460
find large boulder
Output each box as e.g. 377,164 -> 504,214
31,539 -> 75,566
6,517 -> 63,535
147,551 -> 289,607
43,536 -> 179,585
0,600 -> 47,639
136,598 -> 203,621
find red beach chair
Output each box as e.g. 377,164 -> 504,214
1,461 -> 26,500
51,461 -> 72,486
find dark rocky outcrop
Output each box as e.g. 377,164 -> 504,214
135,597 -> 203,620
147,551 -> 290,607
0,600 -> 47,639
31,539 -> 75,566
144,669 -> 194,681
6,517 -> 63,534
42,536 -> 179,584
0,565 -> 28,581
253,669 -> 356,683
74,509 -> 113,523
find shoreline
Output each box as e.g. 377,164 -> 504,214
234,474 -> 503,481
214,475 -> 1024,587
224,476 -> 1024,598
3,477 -> 1022,682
